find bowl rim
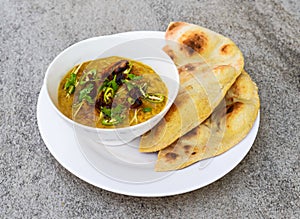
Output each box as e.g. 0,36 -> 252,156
44,35 -> 180,132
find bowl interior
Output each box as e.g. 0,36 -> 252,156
44,36 -> 179,130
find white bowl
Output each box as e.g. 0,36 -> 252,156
44,35 -> 179,145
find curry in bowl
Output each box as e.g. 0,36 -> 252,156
58,56 -> 168,128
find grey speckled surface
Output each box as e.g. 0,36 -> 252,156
1,0 -> 299,218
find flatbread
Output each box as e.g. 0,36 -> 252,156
155,71 -> 260,171
139,22 -> 244,152
164,21 -> 244,71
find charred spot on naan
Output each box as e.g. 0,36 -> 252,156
226,97 -> 234,105
168,22 -> 182,31
220,44 -> 234,55
226,102 -> 244,128
163,45 -> 176,61
191,147 -> 200,156
226,104 -> 235,114
165,22 -> 186,38
179,31 -> 208,56
177,65 -> 196,77
183,145 -> 198,156
183,145 -> 192,155
186,128 -> 198,137
226,102 -> 243,114
182,63 -> 196,72
165,152 -> 179,161
178,67 -> 184,74
213,65 -> 235,74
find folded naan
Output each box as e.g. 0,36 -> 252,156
139,22 -> 244,152
155,71 -> 260,171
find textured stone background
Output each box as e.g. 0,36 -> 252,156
1,0 -> 299,218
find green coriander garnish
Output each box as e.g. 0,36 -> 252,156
64,63 -> 83,96
143,107 -> 152,112
78,83 -> 94,104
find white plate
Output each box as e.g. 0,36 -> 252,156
37,31 -> 260,197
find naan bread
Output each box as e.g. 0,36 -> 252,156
139,22 -> 244,152
164,21 -> 244,71
155,71 -> 260,171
